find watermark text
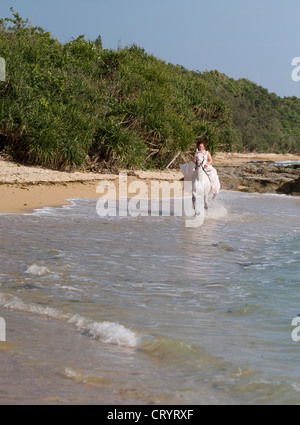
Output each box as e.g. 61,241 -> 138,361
0,317 -> 6,342
291,316 -> 300,342
291,57 -> 300,82
95,173 -> 205,226
107,409 -> 194,422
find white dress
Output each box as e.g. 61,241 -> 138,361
180,150 -> 221,195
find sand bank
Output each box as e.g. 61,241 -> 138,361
0,159 -> 183,213
0,178 -> 185,214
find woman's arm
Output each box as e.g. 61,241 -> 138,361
205,151 -> 212,167
194,152 -> 197,164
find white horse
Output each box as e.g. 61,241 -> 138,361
192,151 -> 211,216
180,152 -> 220,223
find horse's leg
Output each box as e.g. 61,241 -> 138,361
203,177 -> 211,209
192,192 -> 200,215
204,186 -> 209,210
192,194 -> 200,215
204,193 -> 209,210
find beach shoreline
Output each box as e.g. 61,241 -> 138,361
1,152 -> 300,214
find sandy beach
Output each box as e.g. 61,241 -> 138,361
213,152 -> 300,166
1,152 -> 300,214
0,158 -> 183,213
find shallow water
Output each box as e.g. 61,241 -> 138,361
0,191 -> 300,404
274,160 -> 300,166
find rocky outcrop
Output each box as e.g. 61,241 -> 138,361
216,163 -> 300,195
278,175 -> 300,195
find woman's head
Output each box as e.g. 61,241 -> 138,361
197,140 -> 206,151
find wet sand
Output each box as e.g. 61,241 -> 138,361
0,177 -> 186,214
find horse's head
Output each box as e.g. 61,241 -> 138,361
196,152 -> 205,167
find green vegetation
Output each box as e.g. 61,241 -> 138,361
0,9 -> 299,171
201,71 -> 300,153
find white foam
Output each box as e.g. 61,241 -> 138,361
64,367 -> 80,379
185,215 -> 204,228
25,264 -> 51,276
31,198 -> 78,216
60,286 -> 84,292
0,292 -> 138,348
68,314 -> 138,347
205,200 -> 228,220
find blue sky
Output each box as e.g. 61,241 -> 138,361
1,0 -> 300,97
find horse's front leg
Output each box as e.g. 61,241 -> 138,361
192,192 -> 200,215
192,193 -> 196,210
204,191 -> 209,210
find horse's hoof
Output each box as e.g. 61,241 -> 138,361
204,205 -> 208,210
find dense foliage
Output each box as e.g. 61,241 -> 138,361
202,71 -> 300,153
0,9 -> 299,170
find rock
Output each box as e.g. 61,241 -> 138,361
216,163 -> 300,195
277,176 -> 300,195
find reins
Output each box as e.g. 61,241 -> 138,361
196,156 -> 210,178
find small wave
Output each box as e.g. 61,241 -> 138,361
60,286 -> 84,292
63,366 -> 112,386
68,314 -> 138,347
139,334 -> 204,365
31,199 -> 77,215
25,264 -> 50,276
0,293 -> 138,348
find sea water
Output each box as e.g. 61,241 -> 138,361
274,160 -> 300,166
0,191 -> 299,405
